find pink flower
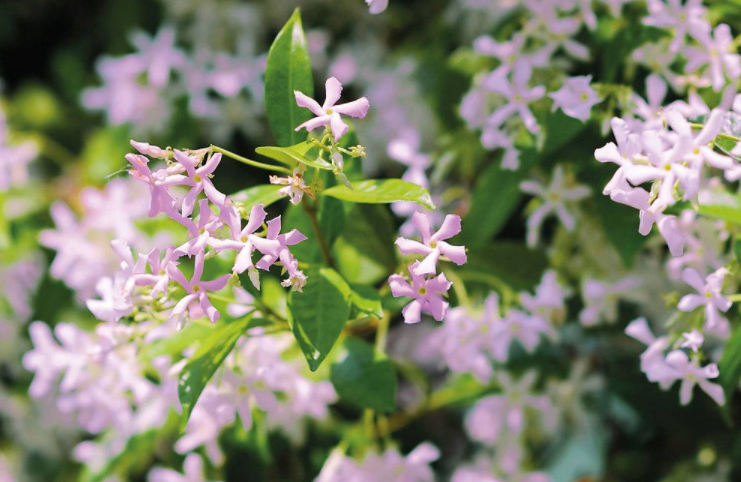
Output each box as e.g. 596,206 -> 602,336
681,329 -> 704,353
168,252 -> 231,325
249,215 -> 308,292
173,150 -> 226,217
126,152 -> 183,217
173,199 -> 222,257
687,23 -> 741,91
269,167 -> 314,205
549,75 -> 601,121
294,77 -> 370,142
664,350 -> 725,406
366,0 -> 389,14
135,246 -> 179,297
677,268 -> 732,330
395,211 -> 467,275
389,261 -> 452,323
209,204 -> 268,275
481,63 -> 545,135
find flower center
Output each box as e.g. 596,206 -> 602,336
193,285 -> 201,292
705,291 -> 713,299
418,287 -> 427,295
237,385 -> 249,395
194,174 -> 202,182
580,92 -> 590,102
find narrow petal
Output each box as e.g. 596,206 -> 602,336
294,90 -> 324,117
323,77 -> 343,109
333,98 -> 370,118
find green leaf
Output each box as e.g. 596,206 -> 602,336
349,284 -> 383,319
264,8 -> 314,147
461,156 -> 530,248
545,416 -> 607,482
717,322 -> 741,422
139,320 -> 215,363
330,337 -> 397,412
334,205 -> 397,284
322,179 -> 435,209
463,241 -> 548,291
594,192 -> 647,267
288,268 -> 352,370
178,315 -> 256,428
230,184 -> 285,209
256,142 -> 334,170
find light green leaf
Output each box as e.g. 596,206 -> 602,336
178,315 -> 256,428
230,184 -> 285,209
331,337 -> 397,412
288,268 -> 352,371
264,8 -> 314,147
349,284 -> 384,319
256,143 -> 333,170
139,320 -> 215,363
322,179 -> 435,209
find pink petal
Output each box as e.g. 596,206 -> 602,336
431,214 -> 462,242
329,113 -> 349,141
323,77 -> 343,109
333,98 -> 370,118
294,90 -> 325,117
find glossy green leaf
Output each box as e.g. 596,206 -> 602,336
230,184 -> 285,209
594,192 -> 647,267
349,284 -> 383,319
334,205 -> 397,284
178,315 -> 256,428
330,337 -> 397,412
264,8 -> 314,147
139,320 -> 215,363
461,156 -> 531,248
256,143 -> 333,170
288,268 -> 352,371
463,241 -> 548,291
717,322 -> 741,422
322,179 -> 435,209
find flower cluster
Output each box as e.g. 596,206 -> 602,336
430,271 -> 568,382
388,211 -> 468,323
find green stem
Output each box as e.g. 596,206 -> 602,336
300,199 -> 337,269
211,145 -> 292,174
442,267 -> 470,306
728,294 -> 741,302
689,123 -> 741,143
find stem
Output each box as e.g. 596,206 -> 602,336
728,294 -> 741,302
211,145 -> 292,174
377,379 -> 498,437
689,123 -> 741,143
301,199 -> 337,269
442,267 -> 470,306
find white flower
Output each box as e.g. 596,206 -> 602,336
520,166 -> 590,247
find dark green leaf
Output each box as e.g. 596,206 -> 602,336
178,315 -> 256,428
331,337 -> 397,412
593,193 -> 647,267
264,8 -> 314,147
288,267 -> 352,370
718,322 -> 741,422
322,179 -> 435,209
461,156 -> 531,248
335,205 -> 397,284
463,241 -> 548,290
